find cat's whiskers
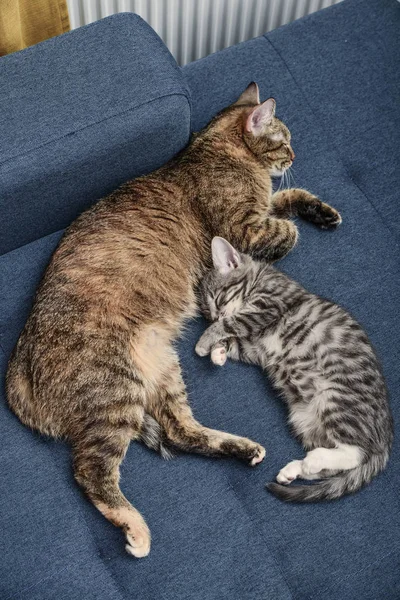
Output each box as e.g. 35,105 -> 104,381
286,167 -> 295,189
284,169 -> 289,190
275,173 -> 284,193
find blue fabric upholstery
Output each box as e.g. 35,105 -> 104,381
1,0 -> 400,598
0,13 -> 191,255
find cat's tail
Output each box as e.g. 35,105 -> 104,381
140,413 -> 175,460
266,452 -> 389,502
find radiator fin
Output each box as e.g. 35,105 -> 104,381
67,0 -> 343,65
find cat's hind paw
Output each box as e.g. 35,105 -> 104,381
250,445 -> 266,466
124,520 -> 151,558
125,533 -> 151,558
276,460 -> 303,484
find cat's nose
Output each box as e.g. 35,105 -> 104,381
289,146 -> 295,161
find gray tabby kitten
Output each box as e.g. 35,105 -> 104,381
195,237 -> 393,501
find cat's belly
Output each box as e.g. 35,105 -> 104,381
277,369 -> 337,447
287,400 -> 332,448
259,332 -> 334,446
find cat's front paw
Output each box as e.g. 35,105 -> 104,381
302,197 -> 342,230
211,346 -> 227,366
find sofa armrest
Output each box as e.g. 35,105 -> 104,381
0,13 -> 191,254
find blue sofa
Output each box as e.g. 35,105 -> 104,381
1,0 -> 399,598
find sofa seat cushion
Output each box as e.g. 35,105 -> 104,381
0,13 -> 191,255
1,153 -> 399,600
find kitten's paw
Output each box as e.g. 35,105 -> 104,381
303,197 -> 342,230
211,346 -> 227,366
125,524 -> 151,558
195,341 -> 209,357
276,460 -> 303,484
250,445 -> 266,466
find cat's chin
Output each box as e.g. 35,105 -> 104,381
270,167 -> 287,178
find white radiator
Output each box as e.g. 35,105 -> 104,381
67,0 -> 343,66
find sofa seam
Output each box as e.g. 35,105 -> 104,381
263,33 -> 399,243
0,92 -> 191,168
5,545 -> 125,600
2,451 -> 127,600
0,228 -> 65,261
227,479 -> 295,600
66,489 -> 128,600
5,564 -> 75,600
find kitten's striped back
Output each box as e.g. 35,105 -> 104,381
197,238 -> 393,501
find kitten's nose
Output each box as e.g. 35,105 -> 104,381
289,146 -> 295,161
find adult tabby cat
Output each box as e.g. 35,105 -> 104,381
196,237 -> 393,501
6,83 -> 341,557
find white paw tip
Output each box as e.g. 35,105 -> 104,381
251,446 -> 266,466
125,535 -> 151,558
276,473 -> 294,485
211,347 -> 227,366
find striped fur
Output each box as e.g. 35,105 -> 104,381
196,238 -> 393,502
6,83 -> 341,556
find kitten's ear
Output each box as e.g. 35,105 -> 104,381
211,237 -> 242,275
246,98 -> 276,135
234,82 -> 260,106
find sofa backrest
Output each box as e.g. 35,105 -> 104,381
0,13 -> 191,255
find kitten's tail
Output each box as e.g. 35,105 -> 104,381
266,452 -> 390,502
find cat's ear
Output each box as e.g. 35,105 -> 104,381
246,98 -> 276,135
211,237 -> 242,275
234,82 -> 260,106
